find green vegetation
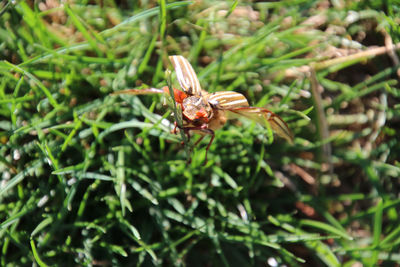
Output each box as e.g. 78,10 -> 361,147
1,0 -> 400,266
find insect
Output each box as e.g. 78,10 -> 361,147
114,55 -> 293,163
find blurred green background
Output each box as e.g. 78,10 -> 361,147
1,0 -> 400,266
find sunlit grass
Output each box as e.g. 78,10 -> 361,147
1,0 -> 400,266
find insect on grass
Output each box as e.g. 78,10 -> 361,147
113,56 -> 294,164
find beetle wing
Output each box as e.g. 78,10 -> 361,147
169,55 -> 202,96
226,107 -> 294,144
207,91 -> 249,109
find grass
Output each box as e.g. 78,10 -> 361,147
1,0 -> 400,266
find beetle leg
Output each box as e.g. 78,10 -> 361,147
183,128 -> 191,143
194,135 -> 205,147
203,129 -> 215,165
172,121 -> 179,134
181,126 -> 214,165
172,121 -> 192,145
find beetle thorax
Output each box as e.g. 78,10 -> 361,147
182,96 -> 213,123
